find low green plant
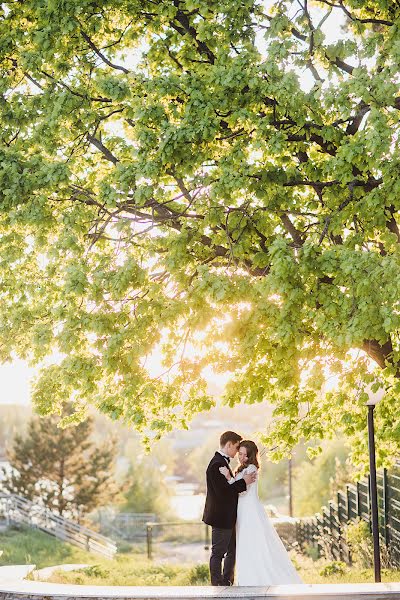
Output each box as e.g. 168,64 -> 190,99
116,541 -> 134,554
188,564 -> 209,585
47,555 -> 205,586
345,518 -> 391,569
302,542 -> 320,561
319,561 -> 347,577
345,519 -> 373,568
78,565 -> 110,578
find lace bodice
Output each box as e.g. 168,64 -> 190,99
235,464 -> 258,498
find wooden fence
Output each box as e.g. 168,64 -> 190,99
295,460 -> 400,567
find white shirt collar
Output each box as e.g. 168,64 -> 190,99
217,450 -> 230,460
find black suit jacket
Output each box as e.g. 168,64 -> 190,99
202,451 -> 247,529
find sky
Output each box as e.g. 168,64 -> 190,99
0,359 -> 34,405
0,1 -> 346,406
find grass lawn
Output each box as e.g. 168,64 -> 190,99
1,527 -> 399,585
46,559 -> 209,586
48,554 -> 400,587
292,553 -> 400,584
0,526 -> 96,569
0,526 -> 209,585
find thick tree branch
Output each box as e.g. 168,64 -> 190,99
170,3 -> 216,64
87,134 -> 119,164
361,339 -> 398,373
80,30 -> 130,74
386,205 -> 400,243
280,214 -> 304,247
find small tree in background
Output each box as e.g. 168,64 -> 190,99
122,466 -> 172,518
293,438 -> 350,516
120,439 -> 175,518
1,410 -> 117,522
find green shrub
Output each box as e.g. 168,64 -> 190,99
188,563 -> 209,585
78,565 -> 110,578
345,519 -> 391,569
116,541 -> 134,554
303,542 -> 320,561
319,561 -> 347,577
345,519 -> 373,568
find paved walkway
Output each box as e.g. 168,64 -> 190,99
1,564 -> 400,599
1,579 -> 400,599
156,542 -> 209,564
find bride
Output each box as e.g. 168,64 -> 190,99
219,440 -> 302,586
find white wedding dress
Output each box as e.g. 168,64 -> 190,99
234,465 -> 302,586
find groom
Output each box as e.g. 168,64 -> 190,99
202,431 -> 256,586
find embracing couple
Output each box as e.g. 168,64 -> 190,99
202,431 -> 302,587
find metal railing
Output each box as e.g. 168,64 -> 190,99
94,509 -> 156,540
0,492 -> 117,558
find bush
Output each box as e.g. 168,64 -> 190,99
78,565 -> 110,578
319,561 -> 347,577
345,518 -> 391,569
345,519 -> 373,568
303,542 -> 320,561
46,555 -> 209,586
188,564 -> 209,585
116,541 -> 134,554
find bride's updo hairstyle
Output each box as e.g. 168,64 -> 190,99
236,440 -> 259,474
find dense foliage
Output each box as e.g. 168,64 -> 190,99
0,0 -> 399,464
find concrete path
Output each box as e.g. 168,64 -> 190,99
1,563 -> 400,599
156,542 -> 209,564
1,580 -> 400,599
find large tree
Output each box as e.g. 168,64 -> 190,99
1,411 -> 117,520
0,0 -> 399,464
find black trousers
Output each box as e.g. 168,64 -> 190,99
209,526 -> 236,586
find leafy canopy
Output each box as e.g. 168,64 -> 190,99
0,0 -> 399,464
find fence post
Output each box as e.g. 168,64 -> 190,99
329,502 -> 336,559
296,519 -> 303,549
5,498 -> 10,527
383,468 -> 390,549
146,524 -> 153,560
337,492 -> 344,561
346,485 -> 351,520
356,481 -> 362,518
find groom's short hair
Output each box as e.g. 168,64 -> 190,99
220,431 -> 242,447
